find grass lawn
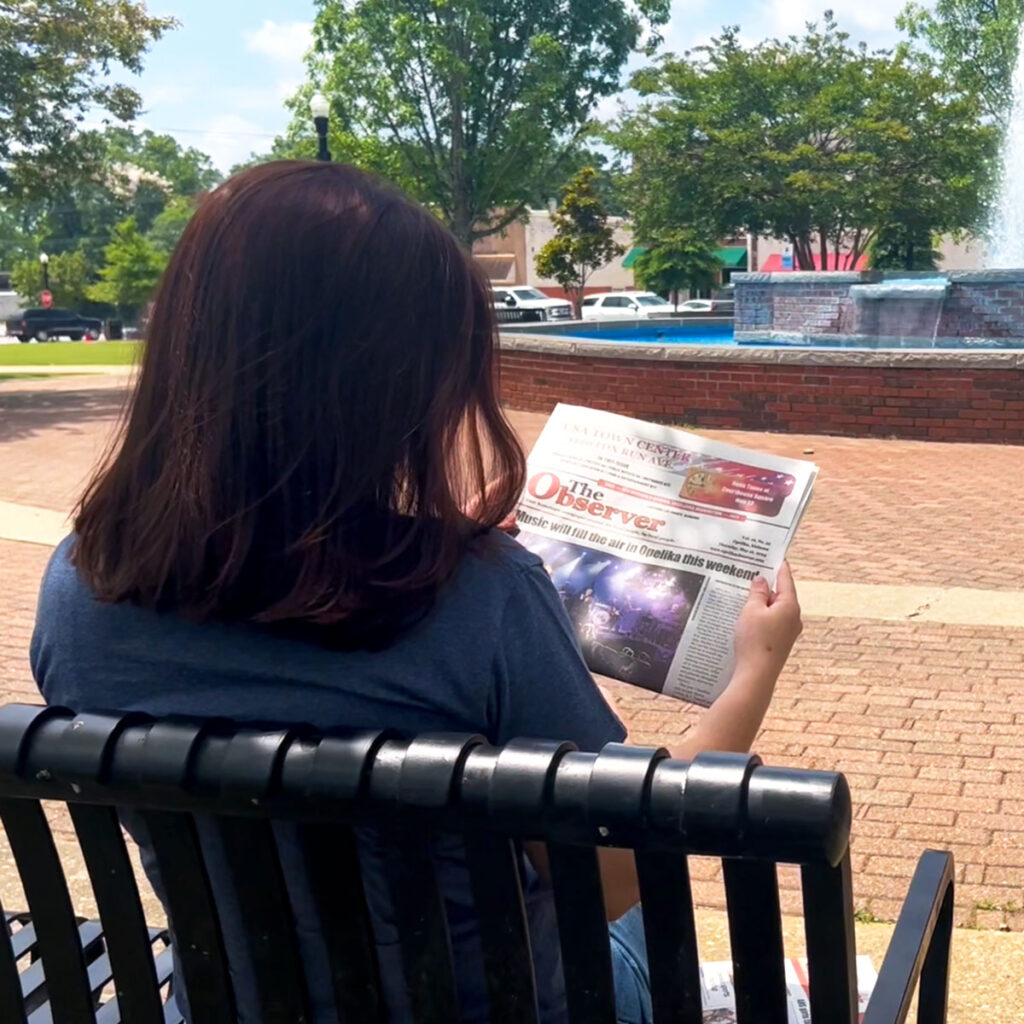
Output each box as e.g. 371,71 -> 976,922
0,341 -> 142,366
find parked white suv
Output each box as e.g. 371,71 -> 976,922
580,291 -> 674,320
492,286 -> 574,322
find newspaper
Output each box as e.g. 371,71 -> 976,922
698,955 -> 877,1022
516,405 -> 818,707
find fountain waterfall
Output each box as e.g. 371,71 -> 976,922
989,21 -> 1024,267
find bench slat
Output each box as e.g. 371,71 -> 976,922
137,810 -> 234,1022
635,850 -> 702,1023
69,803 -> 166,1023
0,799 -> 95,1024
297,822 -> 385,1023
548,843 -> 616,1024
386,827 -> 460,1023
464,831 -> 539,1024
722,859 -> 788,1024
0,905 -> 28,1023
803,855 -> 858,1024
93,945 -> 176,1024
214,817 -> 311,1022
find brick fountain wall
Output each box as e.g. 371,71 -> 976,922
499,338 -> 1024,444
734,269 -> 1024,342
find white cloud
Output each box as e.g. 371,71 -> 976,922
662,0 -> 924,55
239,19 -> 313,126
243,19 -> 313,68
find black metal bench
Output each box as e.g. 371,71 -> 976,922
0,703 -> 953,1022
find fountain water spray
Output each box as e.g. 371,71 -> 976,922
989,20 -> 1024,267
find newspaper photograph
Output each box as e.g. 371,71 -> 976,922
698,955 -> 877,1023
516,405 -> 818,707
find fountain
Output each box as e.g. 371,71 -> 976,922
848,277 -> 949,347
988,20 -> 1024,267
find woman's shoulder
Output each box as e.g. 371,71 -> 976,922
38,535 -> 85,604
459,530 -> 545,589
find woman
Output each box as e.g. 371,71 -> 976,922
31,161 -> 802,1023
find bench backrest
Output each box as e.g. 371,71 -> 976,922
0,704 -> 861,1023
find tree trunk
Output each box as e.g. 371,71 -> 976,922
793,234 -> 814,270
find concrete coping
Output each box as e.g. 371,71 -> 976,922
499,331 -> 1024,368
733,268 -> 1024,286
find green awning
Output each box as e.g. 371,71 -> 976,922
624,245 -> 746,269
714,246 -> 748,267
622,247 -> 647,268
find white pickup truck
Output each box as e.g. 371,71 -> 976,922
491,286 -> 574,322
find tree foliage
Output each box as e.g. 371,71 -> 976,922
87,216 -> 165,316
613,15 -> 996,271
147,196 -> 196,256
11,248 -> 93,308
899,0 -> 1024,128
632,231 -> 722,309
534,167 -> 624,313
868,224 -> 943,271
0,1 -> 173,195
299,0 -> 670,244
5,128 -> 214,317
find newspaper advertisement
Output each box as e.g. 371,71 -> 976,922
516,405 -> 818,707
697,955 -> 877,1023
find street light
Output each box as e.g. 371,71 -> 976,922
310,93 -> 331,163
39,252 -> 49,291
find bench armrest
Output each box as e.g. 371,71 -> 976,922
861,850 -> 955,1024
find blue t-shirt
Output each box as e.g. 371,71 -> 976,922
31,532 -> 625,1023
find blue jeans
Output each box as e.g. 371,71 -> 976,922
609,905 -> 653,1024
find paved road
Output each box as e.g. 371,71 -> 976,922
2,373 -> 1024,930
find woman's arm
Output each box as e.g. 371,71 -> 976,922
528,563 -> 803,920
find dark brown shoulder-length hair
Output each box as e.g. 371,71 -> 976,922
73,160 -> 525,647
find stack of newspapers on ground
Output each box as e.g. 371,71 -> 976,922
697,955 -> 877,1022
517,404 -> 819,707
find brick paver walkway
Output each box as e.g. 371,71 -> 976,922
2,376 -> 1024,930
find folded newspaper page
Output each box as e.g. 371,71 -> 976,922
698,955 -> 877,1023
516,405 -> 818,707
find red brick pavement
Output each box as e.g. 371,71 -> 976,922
2,377 -> 1024,927
602,617 -> 1024,928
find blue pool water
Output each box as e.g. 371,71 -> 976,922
564,324 -> 739,345
556,323 -> 1024,350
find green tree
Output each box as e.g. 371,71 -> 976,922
87,216 -> 164,318
11,248 -> 95,308
535,167 -> 625,314
102,127 -> 221,198
0,2 -> 174,195
613,16 -> 995,271
632,231 -> 723,310
868,224 -> 944,271
899,0 -> 1024,127
299,0 -> 670,244
147,196 -> 196,256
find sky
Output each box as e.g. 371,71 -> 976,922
122,0 -> 930,171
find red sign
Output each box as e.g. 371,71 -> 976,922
40,290 -> 53,308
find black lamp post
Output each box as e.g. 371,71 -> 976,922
310,93 -> 331,162
39,252 -> 49,291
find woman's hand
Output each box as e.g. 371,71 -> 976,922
666,563 -> 802,759
716,561 -> 802,731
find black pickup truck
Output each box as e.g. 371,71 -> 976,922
5,308 -> 103,342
